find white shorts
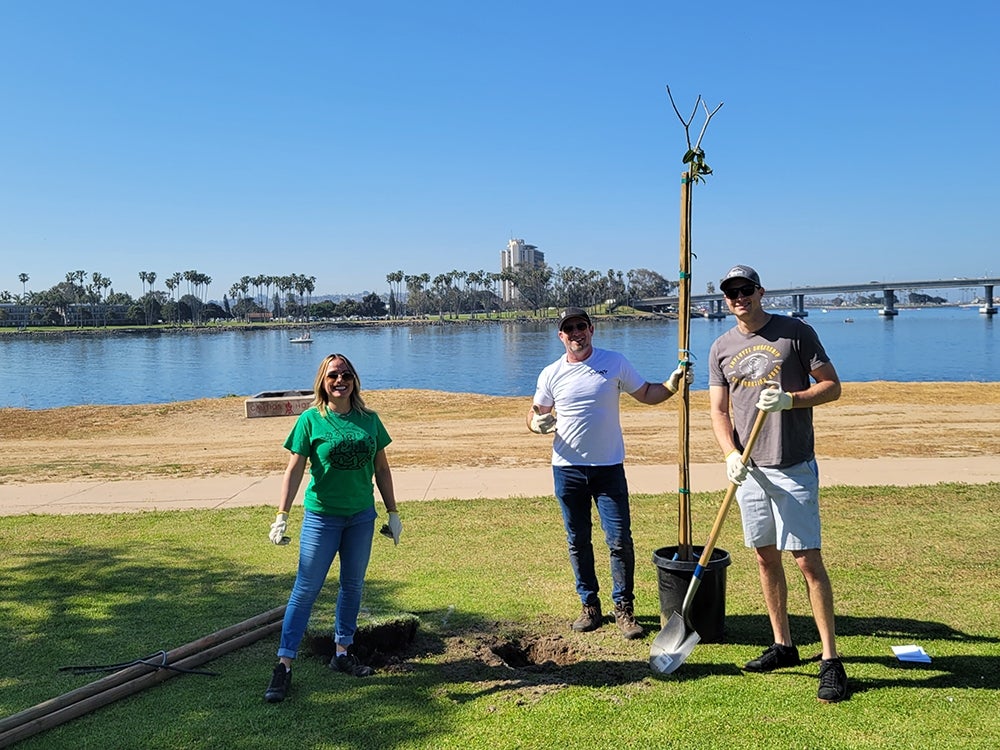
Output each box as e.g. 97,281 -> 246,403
736,459 -> 821,551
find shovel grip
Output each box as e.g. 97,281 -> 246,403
696,407 -> 769,570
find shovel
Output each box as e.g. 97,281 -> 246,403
650,407 -> 768,674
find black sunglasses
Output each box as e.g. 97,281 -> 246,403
561,321 -> 590,333
326,370 -> 355,382
723,284 -> 759,300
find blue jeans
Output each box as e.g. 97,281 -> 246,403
277,506 -> 377,660
552,464 -> 634,608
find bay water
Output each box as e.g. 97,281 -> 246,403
1,306 -> 995,410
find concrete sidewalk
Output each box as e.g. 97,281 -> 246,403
1,457 -> 995,516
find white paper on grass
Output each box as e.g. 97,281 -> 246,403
892,644 -> 931,663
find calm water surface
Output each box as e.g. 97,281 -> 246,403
1,306 -> 995,409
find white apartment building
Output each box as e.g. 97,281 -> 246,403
500,238 -> 545,302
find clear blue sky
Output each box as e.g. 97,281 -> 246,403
2,1 -> 997,300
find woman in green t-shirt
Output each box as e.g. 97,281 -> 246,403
264,353 -> 401,703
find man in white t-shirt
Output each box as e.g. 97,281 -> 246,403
529,307 -> 687,639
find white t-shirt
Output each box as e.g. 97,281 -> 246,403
533,347 -> 646,466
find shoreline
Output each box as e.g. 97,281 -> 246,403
0,311 -> 668,339
5,300 -> 986,339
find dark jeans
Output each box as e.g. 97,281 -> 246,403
552,463 -> 634,608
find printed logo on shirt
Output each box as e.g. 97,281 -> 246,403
725,344 -> 782,388
322,428 -> 376,470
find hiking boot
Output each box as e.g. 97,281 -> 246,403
264,662 -> 291,703
744,643 -> 800,672
613,602 -> 644,640
817,657 -> 849,703
571,601 -> 603,632
331,651 -> 374,677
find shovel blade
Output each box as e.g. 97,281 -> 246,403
649,612 -> 701,674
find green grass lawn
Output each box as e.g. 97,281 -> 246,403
2,483 -> 998,749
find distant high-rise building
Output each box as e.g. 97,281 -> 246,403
500,238 -> 545,302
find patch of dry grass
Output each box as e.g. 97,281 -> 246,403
2,382 -> 998,483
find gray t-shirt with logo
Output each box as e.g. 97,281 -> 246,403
708,314 -> 831,468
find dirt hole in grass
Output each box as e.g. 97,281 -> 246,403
489,635 -> 578,670
305,615 -> 419,672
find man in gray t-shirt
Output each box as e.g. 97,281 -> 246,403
708,264 -> 849,704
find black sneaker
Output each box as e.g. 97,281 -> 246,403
744,643 -> 801,672
613,602 -> 644,640
817,657 -> 849,703
571,601 -> 603,632
332,652 -> 374,678
264,662 -> 291,703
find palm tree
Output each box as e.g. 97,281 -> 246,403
228,283 -> 241,320
449,269 -> 467,318
167,272 -> 183,325
304,276 -> 315,320
276,276 -> 293,320
466,270 -> 484,317
487,272 -> 502,317
18,273 -> 29,298
432,273 -> 450,319
386,270 -> 404,317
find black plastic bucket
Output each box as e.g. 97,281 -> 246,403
651,545 -> 731,643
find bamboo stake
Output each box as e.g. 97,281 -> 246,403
0,606 -> 285,748
676,171 -> 694,561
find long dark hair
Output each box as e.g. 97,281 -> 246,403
311,353 -> 371,416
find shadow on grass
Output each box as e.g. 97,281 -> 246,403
5,539 -> 664,749
723,611 -> 1000,647
308,608 -> 1000,700
6,534 -> 998,749
683,612 -> 1000,692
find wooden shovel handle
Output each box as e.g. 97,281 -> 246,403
696,407 -> 769,569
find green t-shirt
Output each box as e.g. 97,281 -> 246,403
283,406 -> 392,516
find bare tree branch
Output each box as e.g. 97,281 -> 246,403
693,100 -> 724,151
666,85 -> 723,182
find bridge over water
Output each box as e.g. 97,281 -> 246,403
637,277 -> 1000,318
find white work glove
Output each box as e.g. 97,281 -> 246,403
756,385 -> 793,413
269,512 -> 291,545
530,406 -> 557,434
382,511 -> 402,546
664,365 -> 693,394
725,450 -> 749,486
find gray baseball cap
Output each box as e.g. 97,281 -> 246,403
720,264 -> 761,289
557,307 -> 592,328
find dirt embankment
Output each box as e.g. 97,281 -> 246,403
2,382 -> 998,484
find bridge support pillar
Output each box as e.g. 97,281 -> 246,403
706,299 -> 727,319
790,294 -> 808,317
879,289 -> 899,316
981,285 -> 997,315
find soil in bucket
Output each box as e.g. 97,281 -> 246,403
652,545 -> 731,643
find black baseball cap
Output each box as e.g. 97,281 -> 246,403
720,264 -> 761,290
557,307 -> 592,328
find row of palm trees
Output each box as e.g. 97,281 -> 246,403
385,265 -> 676,317
2,269 -> 321,327
4,263 -> 677,326
225,274 -> 317,321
